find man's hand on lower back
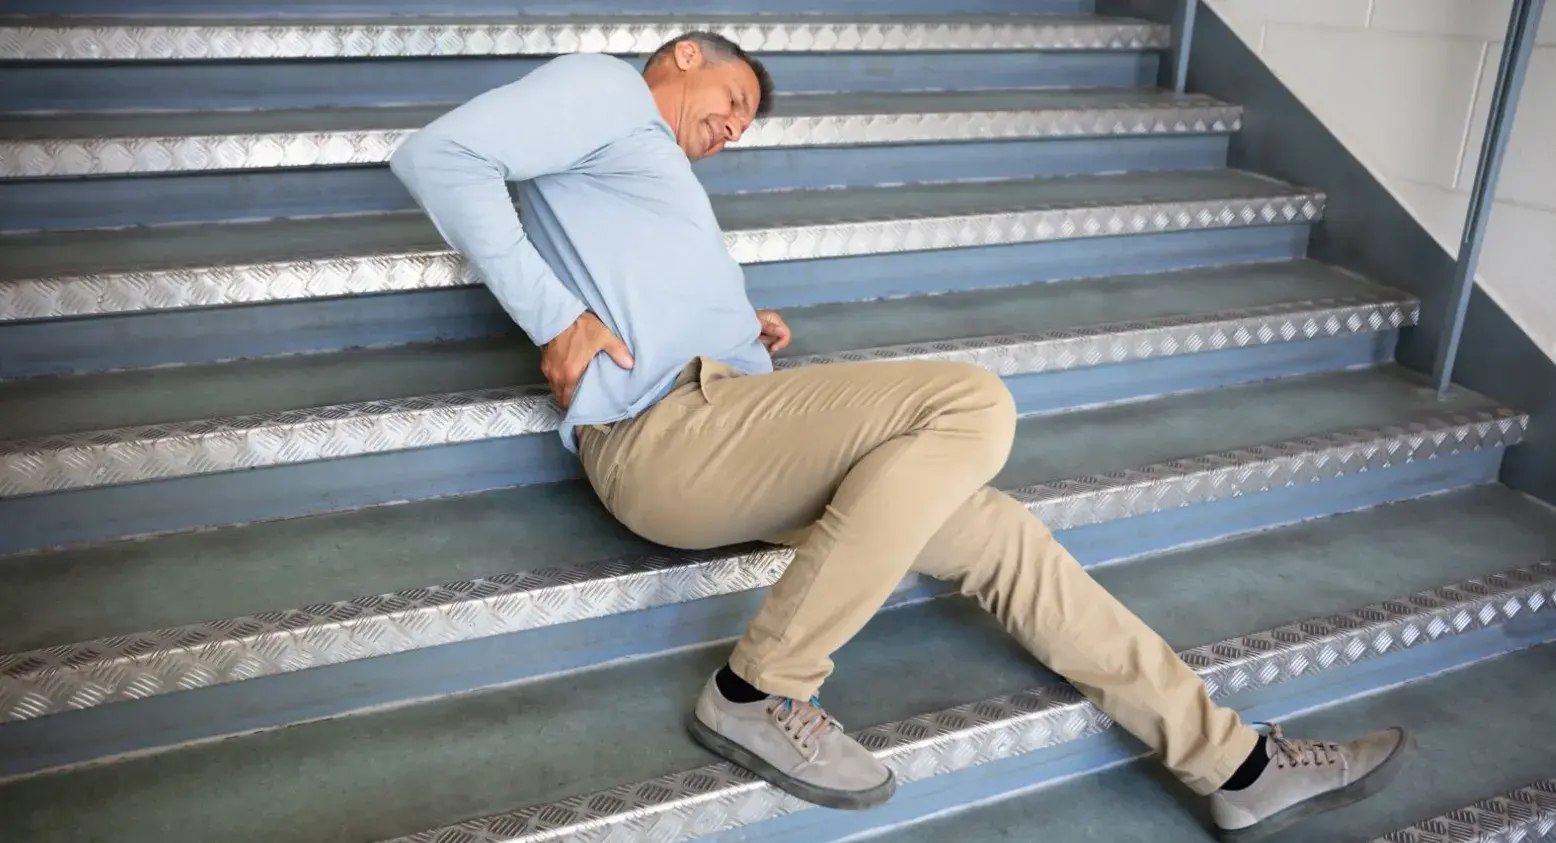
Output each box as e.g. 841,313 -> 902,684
541,312 -> 634,410
757,310 -> 792,355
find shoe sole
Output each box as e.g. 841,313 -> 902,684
687,714 -> 898,811
1216,727 -> 1417,843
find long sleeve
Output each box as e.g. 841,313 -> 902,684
390,54 -> 647,346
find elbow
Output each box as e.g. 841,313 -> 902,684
388,129 -> 441,188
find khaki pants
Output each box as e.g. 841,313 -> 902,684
578,357 -> 1258,795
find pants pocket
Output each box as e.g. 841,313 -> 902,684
694,356 -> 742,405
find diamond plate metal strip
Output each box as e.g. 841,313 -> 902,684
0,386 -> 559,498
0,293 -> 1418,497
722,191 -> 1326,264
774,294 -> 1418,377
0,192 -> 1325,321
0,18 -> 1172,61
1374,780 -> 1556,843
0,408 -> 1523,721
1010,407 -> 1527,532
0,100 -> 1241,178
374,563 -> 1556,843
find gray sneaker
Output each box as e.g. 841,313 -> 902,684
1210,724 -> 1414,842
688,673 -> 896,810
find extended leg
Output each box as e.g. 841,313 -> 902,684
909,488 -> 1413,841
908,487 -> 1258,795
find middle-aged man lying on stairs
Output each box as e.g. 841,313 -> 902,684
390,31 -> 1414,843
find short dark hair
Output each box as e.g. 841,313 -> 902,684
646,31 -> 775,118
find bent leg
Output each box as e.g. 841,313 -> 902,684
580,358 -> 1017,700
910,487 -> 1260,795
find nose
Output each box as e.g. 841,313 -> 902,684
724,115 -> 745,144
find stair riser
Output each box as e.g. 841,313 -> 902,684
0,451 -> 1510,780
731,622 -> 1556,843
2,53 -> 1158,114
0,136 -> 1231,233
3,0 -> 1094,15
0,225 -> 1310,350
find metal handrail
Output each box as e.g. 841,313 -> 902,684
1431,0 -> 1547,396
1171,0 -> 1543,395
1171,0 -> 1199,93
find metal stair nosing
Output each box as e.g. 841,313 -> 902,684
0,181 -> 1325,322
373,562 -> 1556,843
0,402 -> 1526,723
0,292 -> 1415,499
1372,779 -> 1556,843
0,98 -> 1244,179
0,16 -> 1172,63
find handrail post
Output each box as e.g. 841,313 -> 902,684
1431,0 -> 1546,397
1171,0 -> 1200,93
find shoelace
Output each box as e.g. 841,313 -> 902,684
768,697 -> 839,757
1267,723 -> 1343,769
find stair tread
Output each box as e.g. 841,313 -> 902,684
3,487 -> 1551,843
0,169 -> 1313,283
0,89 -> 1228,138
0,364 -> 1504,654
0,259 -> 1398,440
878,643 -> 1556,843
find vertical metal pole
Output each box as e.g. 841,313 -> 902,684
1172,0 -> 1200,93
1431,0 -> 1545,396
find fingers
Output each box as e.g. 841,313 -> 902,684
768,326 -> 792,354
603,334 -> 636,370
757,311 -> 792,354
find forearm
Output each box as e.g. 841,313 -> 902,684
391,132 -> 586,346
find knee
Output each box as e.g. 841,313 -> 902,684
960,363 -> 1017,432
940,363 -> 1018,467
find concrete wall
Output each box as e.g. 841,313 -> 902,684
1207,0 -> 1556,362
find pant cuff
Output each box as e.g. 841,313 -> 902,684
727,648 -> 820,701
1193,723 -> 1264,796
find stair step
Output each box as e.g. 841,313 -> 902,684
0,262 -> 1414,495
0,89 -> 1240,178
5,491 -> 1552,840
0,14 -> 1166,62
0,169 -> 1323,320
865,652 -> 1556,843
0,367 -> 1523,720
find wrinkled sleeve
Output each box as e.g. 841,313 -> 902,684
390,54 -> 642,346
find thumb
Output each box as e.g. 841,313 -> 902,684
603,333 -> 635,369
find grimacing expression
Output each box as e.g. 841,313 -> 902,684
662,44 -> 761,160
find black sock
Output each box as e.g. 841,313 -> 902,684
1219,736 -> 1271,791
715,664 -> 770,703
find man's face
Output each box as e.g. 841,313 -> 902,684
662,45 -> 761,160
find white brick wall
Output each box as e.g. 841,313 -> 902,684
1206,0 -> 1556,362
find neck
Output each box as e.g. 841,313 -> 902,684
645,73 -> 683,135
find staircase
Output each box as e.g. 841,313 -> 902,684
2,1 -> 1555,841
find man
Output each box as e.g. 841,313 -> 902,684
391,32 -> 1412,841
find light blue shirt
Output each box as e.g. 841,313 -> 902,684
391,53 -> 773,451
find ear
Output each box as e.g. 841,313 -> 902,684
673,40 -> 703,70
